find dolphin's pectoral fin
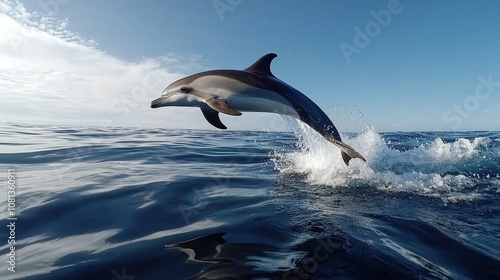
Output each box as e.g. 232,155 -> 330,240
201,107 -> 227,130
206,98 -> 242,116
327,137 -> 366,165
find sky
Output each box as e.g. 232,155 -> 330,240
1,0 -> 499,132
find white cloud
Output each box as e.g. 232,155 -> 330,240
0,0 -> 289,131
0,0 -> 96,47
0,0 -> 211,129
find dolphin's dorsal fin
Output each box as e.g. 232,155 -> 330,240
201,107 -> 227,129
244,53 -> 277,77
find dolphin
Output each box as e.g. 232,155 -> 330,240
150,53 -> 366,165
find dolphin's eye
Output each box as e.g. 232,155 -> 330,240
180,86 -> 190,93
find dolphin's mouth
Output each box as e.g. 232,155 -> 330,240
150,96 -> 170,108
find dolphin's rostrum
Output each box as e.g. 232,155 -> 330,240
150,53 -> 366,165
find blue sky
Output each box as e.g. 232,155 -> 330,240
1,0 -> 499,132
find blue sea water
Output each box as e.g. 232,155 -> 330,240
0,122 -> 499,280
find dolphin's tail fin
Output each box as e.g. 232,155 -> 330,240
327,137 -> 366,166
341,151 -> 353,166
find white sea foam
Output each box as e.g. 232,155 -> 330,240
428,137 -> 489,161
274,121 -> 498,203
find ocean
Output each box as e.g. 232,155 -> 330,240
0,122 -> 499,280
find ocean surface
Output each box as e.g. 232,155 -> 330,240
0,122 -> 499,280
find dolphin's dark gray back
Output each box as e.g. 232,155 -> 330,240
262,76 -> 343,142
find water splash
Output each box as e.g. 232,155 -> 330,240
273,120 -> 500,203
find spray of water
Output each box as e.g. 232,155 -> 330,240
273,118 -> 500,203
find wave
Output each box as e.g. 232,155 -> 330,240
273,120 -> 500,203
